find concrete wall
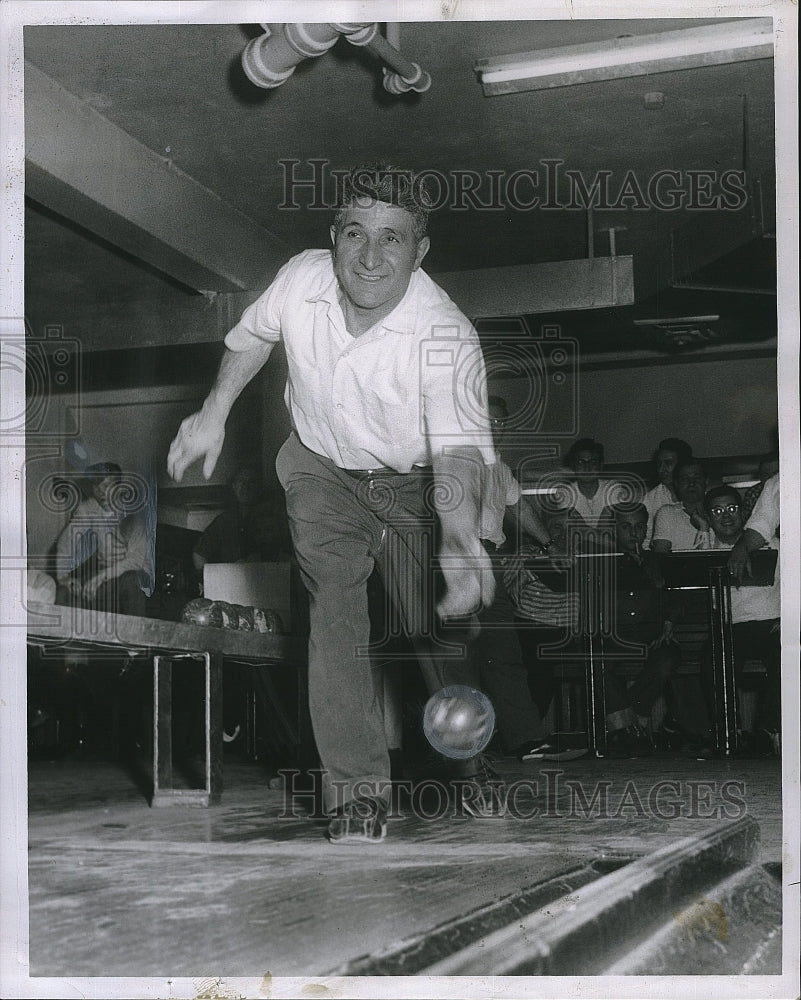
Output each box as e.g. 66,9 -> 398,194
25,349 -> 778,560
25,380 -> 261,561
494,352 -> 778,478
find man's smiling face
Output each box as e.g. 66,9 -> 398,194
330,199 -> 429,322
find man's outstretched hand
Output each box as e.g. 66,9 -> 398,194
167,406 -> 226,483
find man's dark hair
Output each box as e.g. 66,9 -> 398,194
566,438 -> 604,467
654,438 -> 693,465
704,484 -> 742,513
673,458 -> 705,479
84,461 -> 122,483
333,163 -> 434,241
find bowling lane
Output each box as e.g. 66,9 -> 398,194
27,754 -> 783,978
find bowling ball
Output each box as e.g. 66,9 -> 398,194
180,597 -> 222,628
253,607 -> 283,634
212,601 -> 240,630
234,604 -> 254,631
423,685 -> 495,759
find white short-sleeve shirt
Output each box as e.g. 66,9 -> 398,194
226,250 -> 495,473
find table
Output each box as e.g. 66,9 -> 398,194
518,548 -> 777,755
27,602 -> 308,805
658,549 -> 777,755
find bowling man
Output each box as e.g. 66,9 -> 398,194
168,164 -> 499,843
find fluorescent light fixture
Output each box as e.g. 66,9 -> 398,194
475,18 -> 773,96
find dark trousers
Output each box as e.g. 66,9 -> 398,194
602,637 -> 682,730
701,618 -> 781,733
276,433 -> 478,811
514,623 -> 586,727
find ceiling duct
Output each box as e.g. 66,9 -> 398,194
242,23 -> 431,94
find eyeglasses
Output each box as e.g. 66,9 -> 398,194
709,504 -> 740,517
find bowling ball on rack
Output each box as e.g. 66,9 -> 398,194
180,597 -> 222,628
211,601 -> 240,629
253,607 -> 283,634
234,605 -> 254,631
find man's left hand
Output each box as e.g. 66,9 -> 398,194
82,575 -> 104,603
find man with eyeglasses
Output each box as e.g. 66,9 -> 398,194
701,484 -> 781,755
650,459 -> 713,552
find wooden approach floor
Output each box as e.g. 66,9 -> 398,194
27,749 -> 784,982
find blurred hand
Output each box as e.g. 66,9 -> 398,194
437,537 -> 495,620
651,620 -> 676,648
727,541 -> 753,585
689,510 -> 710,533
81,574 -> 104,603
167,406 -> 226,482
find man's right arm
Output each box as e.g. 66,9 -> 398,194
167,342 -> 273,482
727,527 -> 769,583
728,473 -> 779,582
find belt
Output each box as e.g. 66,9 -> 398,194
341,465 -> 430,480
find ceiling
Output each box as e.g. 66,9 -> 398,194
23,17 -> 778,369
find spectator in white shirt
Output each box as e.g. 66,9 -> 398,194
55,462 -> 152,617
650,459 -> 712,552
642,438 -> 693,546
728,472 -> 780,582
702,485 -> 780,753
557,439 -> 628,528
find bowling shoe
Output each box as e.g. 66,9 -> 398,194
327,795 -> 388,845
518,739 -> 588,762
606,723 -> 653,758
454,754 -> 507,818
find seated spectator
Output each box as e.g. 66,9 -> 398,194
556,439 -> 629,529
52,461 -> 153,755
193,466 -> 264,579
473,398 -> 585,762
503,508 -> 583,740
703,484 -> 780,754
650,459 -> 712,552
642,438 -> 693,546
728,472 -> 780,581
601,503 -> 697,756
54,461 -> 152,617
